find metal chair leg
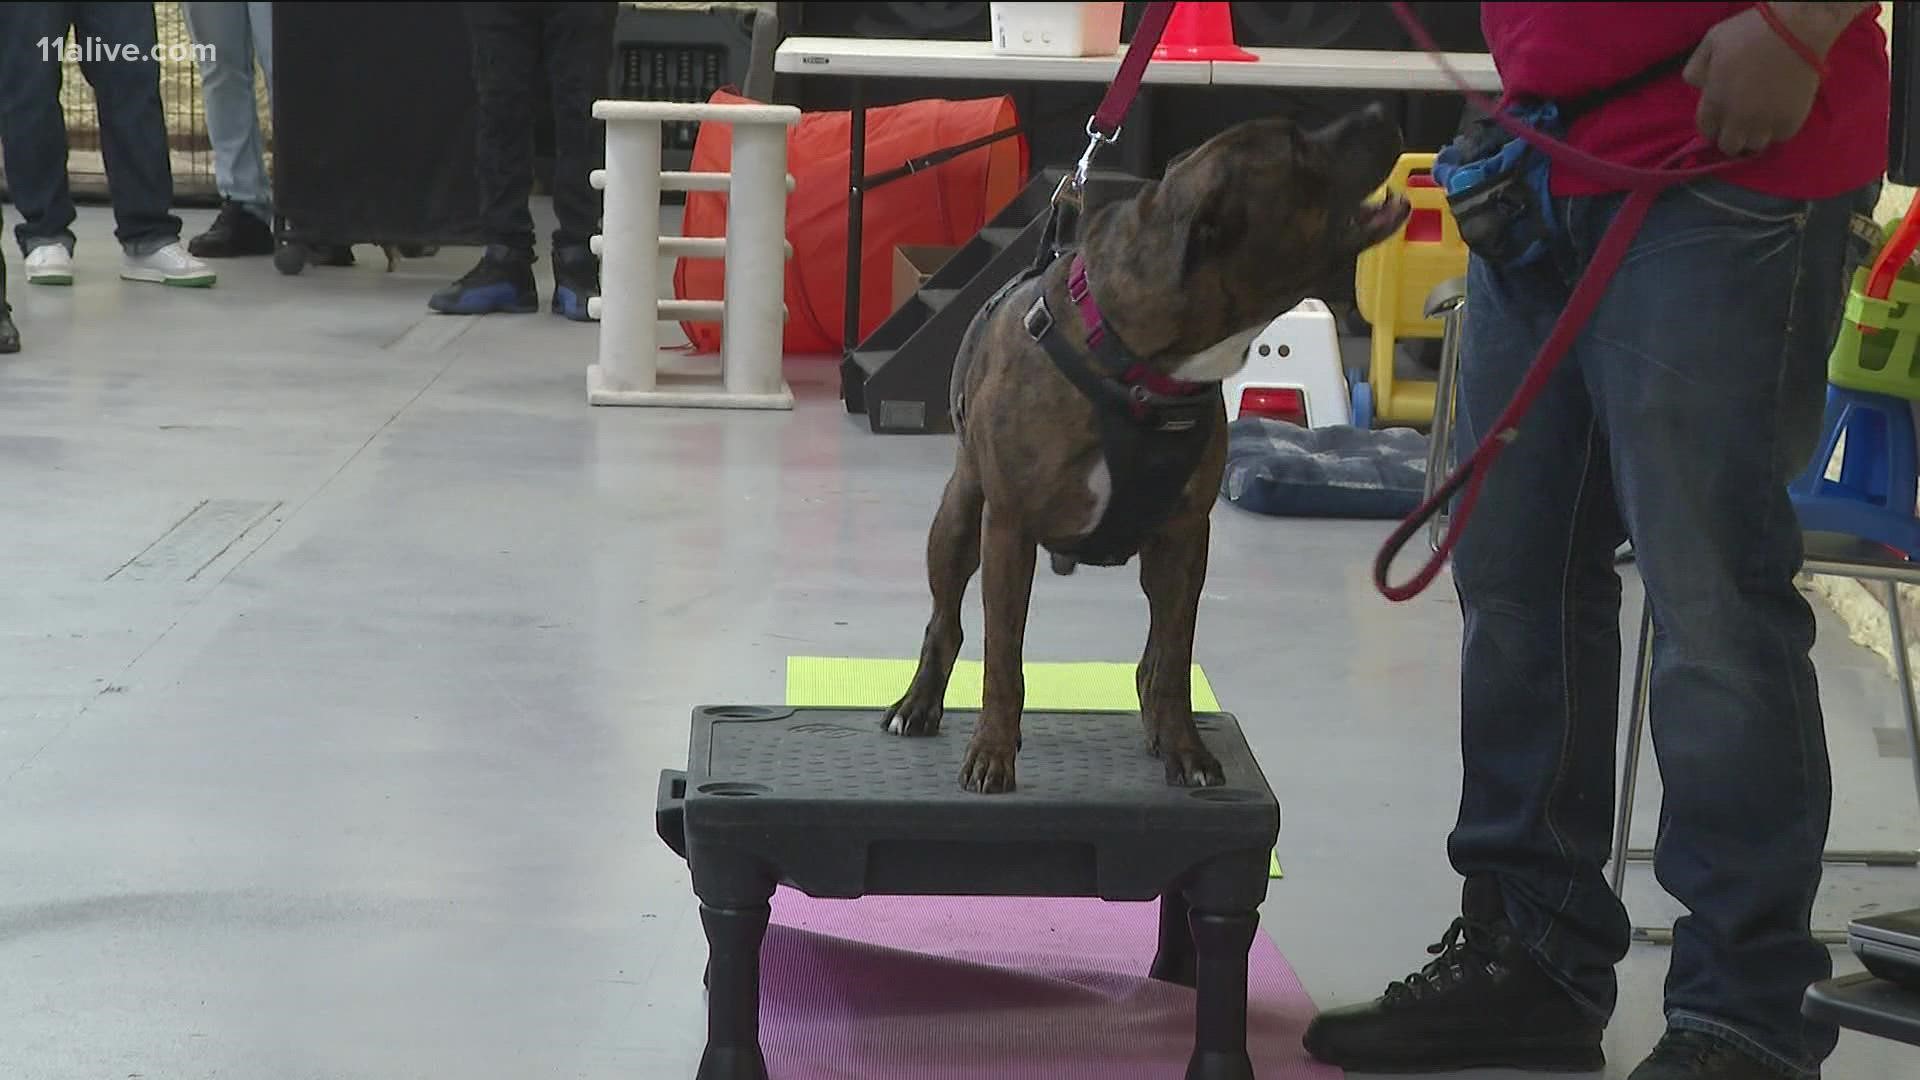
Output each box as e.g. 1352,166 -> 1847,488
1422,279 -> 1467,554
1609,600 -> 1655,897
1619,574 -> 1920,946
1886,579 -> 1920,821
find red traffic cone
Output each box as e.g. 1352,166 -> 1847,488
1152,2 -> 1257,63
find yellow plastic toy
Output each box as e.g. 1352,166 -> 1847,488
1352,152 -> 1469,428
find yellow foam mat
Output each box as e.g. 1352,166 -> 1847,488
784,656 -> 1220,711
783,657 -> 1279,878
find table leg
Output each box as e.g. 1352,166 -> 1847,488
1150,888 -> 1197,987
840,79 -> 868,411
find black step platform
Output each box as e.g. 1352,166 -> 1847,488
1804,972 -> 1920,1048
656,705 -> 1280,1080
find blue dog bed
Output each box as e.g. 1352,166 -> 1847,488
1221,417 -> 1431,520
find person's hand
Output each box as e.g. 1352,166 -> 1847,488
1683,6 -> 1825,157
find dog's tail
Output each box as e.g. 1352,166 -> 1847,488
1049,553 -> 1078,576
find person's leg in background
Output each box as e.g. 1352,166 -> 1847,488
542,1 -> 613,321
1579,179 -> 1857,1080
0,3 -> 83,284
182,1 -> 274,257
72,1 -> 214,286
431,1 -> 541,315
0,247 -> 19,353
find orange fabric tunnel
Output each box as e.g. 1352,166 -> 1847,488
674,89 -> 1030,356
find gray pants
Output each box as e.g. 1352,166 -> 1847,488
181,2 -> 272,222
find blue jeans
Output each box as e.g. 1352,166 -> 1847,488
1449,176 -> 1863,1078
0,2 -> 181,255
181,2 -> 273,223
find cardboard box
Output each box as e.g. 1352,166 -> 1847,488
893,244 -> 959,312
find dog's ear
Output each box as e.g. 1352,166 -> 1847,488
1177,185 -> 1238,285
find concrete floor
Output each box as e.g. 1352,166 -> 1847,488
1,205 -> 1916,1078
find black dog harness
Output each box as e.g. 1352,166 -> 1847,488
968,251 -> 1222,569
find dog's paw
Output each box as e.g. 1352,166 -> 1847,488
959,736 -> 1017,794
881,691 -> 943,736
1162,744 -> 1225,788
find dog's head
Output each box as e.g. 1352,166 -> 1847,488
1080,104 -> 1408,382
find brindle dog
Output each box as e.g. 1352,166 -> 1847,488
886,105 -> 1410,793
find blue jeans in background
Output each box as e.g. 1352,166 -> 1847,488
0,2 -> 181,255
181,2 -> 273,224
1447,176 -> 1862,1079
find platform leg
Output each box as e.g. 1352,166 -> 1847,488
697,897 -> 774,1080
1150,890 -> 1197,987
1186,906 -> 1259,1080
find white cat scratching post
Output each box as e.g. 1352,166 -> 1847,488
587,100 -> 800,409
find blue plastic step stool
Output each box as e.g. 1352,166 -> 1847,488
1789,385 -> 1920,558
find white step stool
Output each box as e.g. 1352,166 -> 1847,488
1222,298 -> 1352,428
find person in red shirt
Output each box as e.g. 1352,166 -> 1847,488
1305,5 -> 1889,1080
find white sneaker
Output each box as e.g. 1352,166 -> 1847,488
122,242 -> 216,288
25,244 -> 73,286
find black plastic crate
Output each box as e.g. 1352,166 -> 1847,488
609,3 -> 778,173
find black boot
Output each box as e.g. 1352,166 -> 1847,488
551,244 -> 598,321
1629,1030 -> 1798,1080
429,245 -> 538,315
1301,878 -> 1606,1073
188,198 -> 275,258
1,249 -> 14,352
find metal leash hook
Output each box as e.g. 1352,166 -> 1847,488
1033,0 -> 1175,263
1047,118 -> 1119,257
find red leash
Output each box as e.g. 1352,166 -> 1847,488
1042,4 -> 1176,280
1371,2 -> 1737,601
1094,3 -> 1177,138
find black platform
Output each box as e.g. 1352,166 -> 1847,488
656,705 -> 1281,1080
1804,971 -> 1920,1048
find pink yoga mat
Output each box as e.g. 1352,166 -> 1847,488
759,887 -> 1339,1079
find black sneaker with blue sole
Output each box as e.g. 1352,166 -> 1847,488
430,245 -> 538,315
552,245 -> 599,322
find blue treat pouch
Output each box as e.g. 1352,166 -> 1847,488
1433,102 -> 1565,271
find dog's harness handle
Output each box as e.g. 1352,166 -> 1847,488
1374,2 -> 1738,603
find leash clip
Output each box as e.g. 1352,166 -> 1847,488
1073,117 -> 1119,191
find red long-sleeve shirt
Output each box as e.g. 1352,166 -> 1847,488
1480,2 -> 1890,198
